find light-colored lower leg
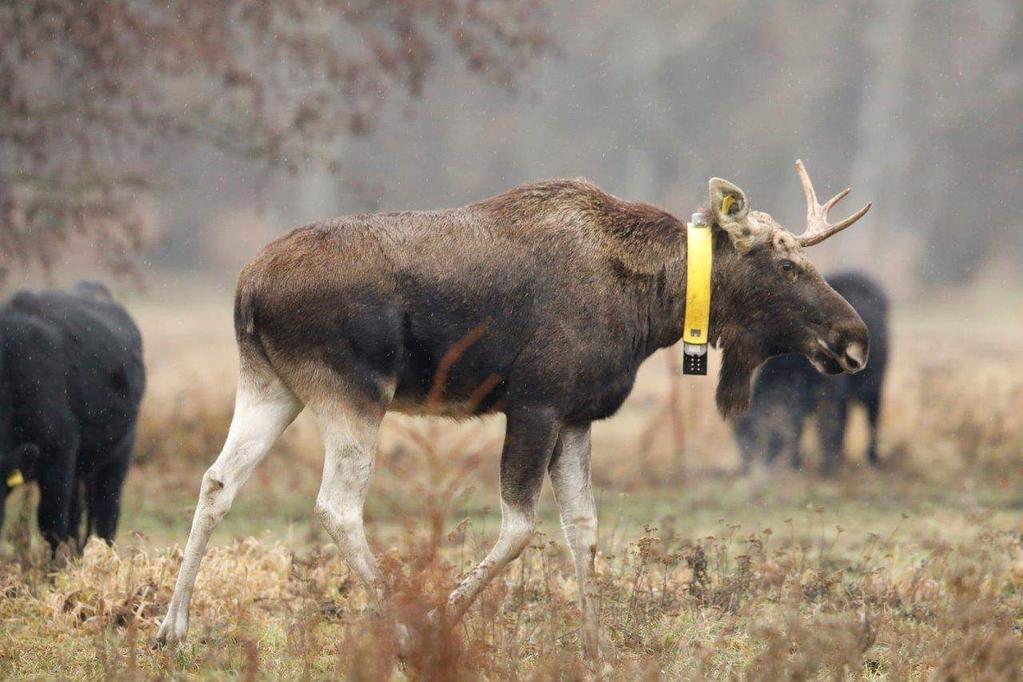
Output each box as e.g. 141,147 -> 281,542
311,400 -> 387,602
549,425 -> 602,660
446,407 -> 559,626
446,499 -> 536,624
155,372 -> 301,646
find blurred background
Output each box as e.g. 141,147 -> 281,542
3,1 -> 1021,294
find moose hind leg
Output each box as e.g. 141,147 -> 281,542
447,406 -> 561,625
309,393 -> 390,602
155,370 -> 302,647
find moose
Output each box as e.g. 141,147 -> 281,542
157,160 -> 871,659
733,271 -> 889,473
0,281 -> 145,551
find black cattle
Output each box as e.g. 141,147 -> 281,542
733,271 -> 888,473
0,281 -> 145,550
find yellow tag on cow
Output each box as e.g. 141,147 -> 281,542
6,469 -> 24,488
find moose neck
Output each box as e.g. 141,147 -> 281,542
628,216 -> 755,414
634,216 -> 735,352
705,235 -> 762,416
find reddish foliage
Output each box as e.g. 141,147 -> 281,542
0,1 -> 553,280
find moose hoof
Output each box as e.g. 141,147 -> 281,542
395,608 -> 454,658
396,609 -> 441,658
153,609 -> 188,649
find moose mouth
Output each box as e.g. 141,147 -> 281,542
808,337 -> 865,375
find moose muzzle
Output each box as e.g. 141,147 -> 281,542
808,316 -> 869,376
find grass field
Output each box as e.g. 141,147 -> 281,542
2,281 -> 1023,679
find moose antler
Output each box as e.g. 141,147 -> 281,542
794,159 -> 872,247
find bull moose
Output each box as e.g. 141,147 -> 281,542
0,281 -> 144,551
733,271 -> 889,473
157,160 -> 871,659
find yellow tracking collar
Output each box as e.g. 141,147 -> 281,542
682,212 -> 712,375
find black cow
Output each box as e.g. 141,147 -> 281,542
0,281 -> 145,550
733,271 -> 888,473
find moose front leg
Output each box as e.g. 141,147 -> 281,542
548,423 -> 608,661
446,406 -> 560,625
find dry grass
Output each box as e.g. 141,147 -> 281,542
2,283 -> 1023,679
3,500 -> 1023,679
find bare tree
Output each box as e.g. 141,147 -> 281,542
0,0 -> 553,281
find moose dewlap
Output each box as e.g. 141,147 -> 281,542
157,161 -> 871,661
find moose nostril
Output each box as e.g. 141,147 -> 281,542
843,341 -> 866,371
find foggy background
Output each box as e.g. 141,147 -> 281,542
140,1 -> 1022,298
4,2 -> 1016,298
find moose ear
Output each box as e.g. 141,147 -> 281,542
708,178 -> 756,253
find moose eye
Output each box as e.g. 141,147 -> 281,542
780,259 -> 796,273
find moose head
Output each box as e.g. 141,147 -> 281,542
709,160 -> 872,416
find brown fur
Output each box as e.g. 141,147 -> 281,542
158,174 -> 870,653
235,177 -> 867,421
